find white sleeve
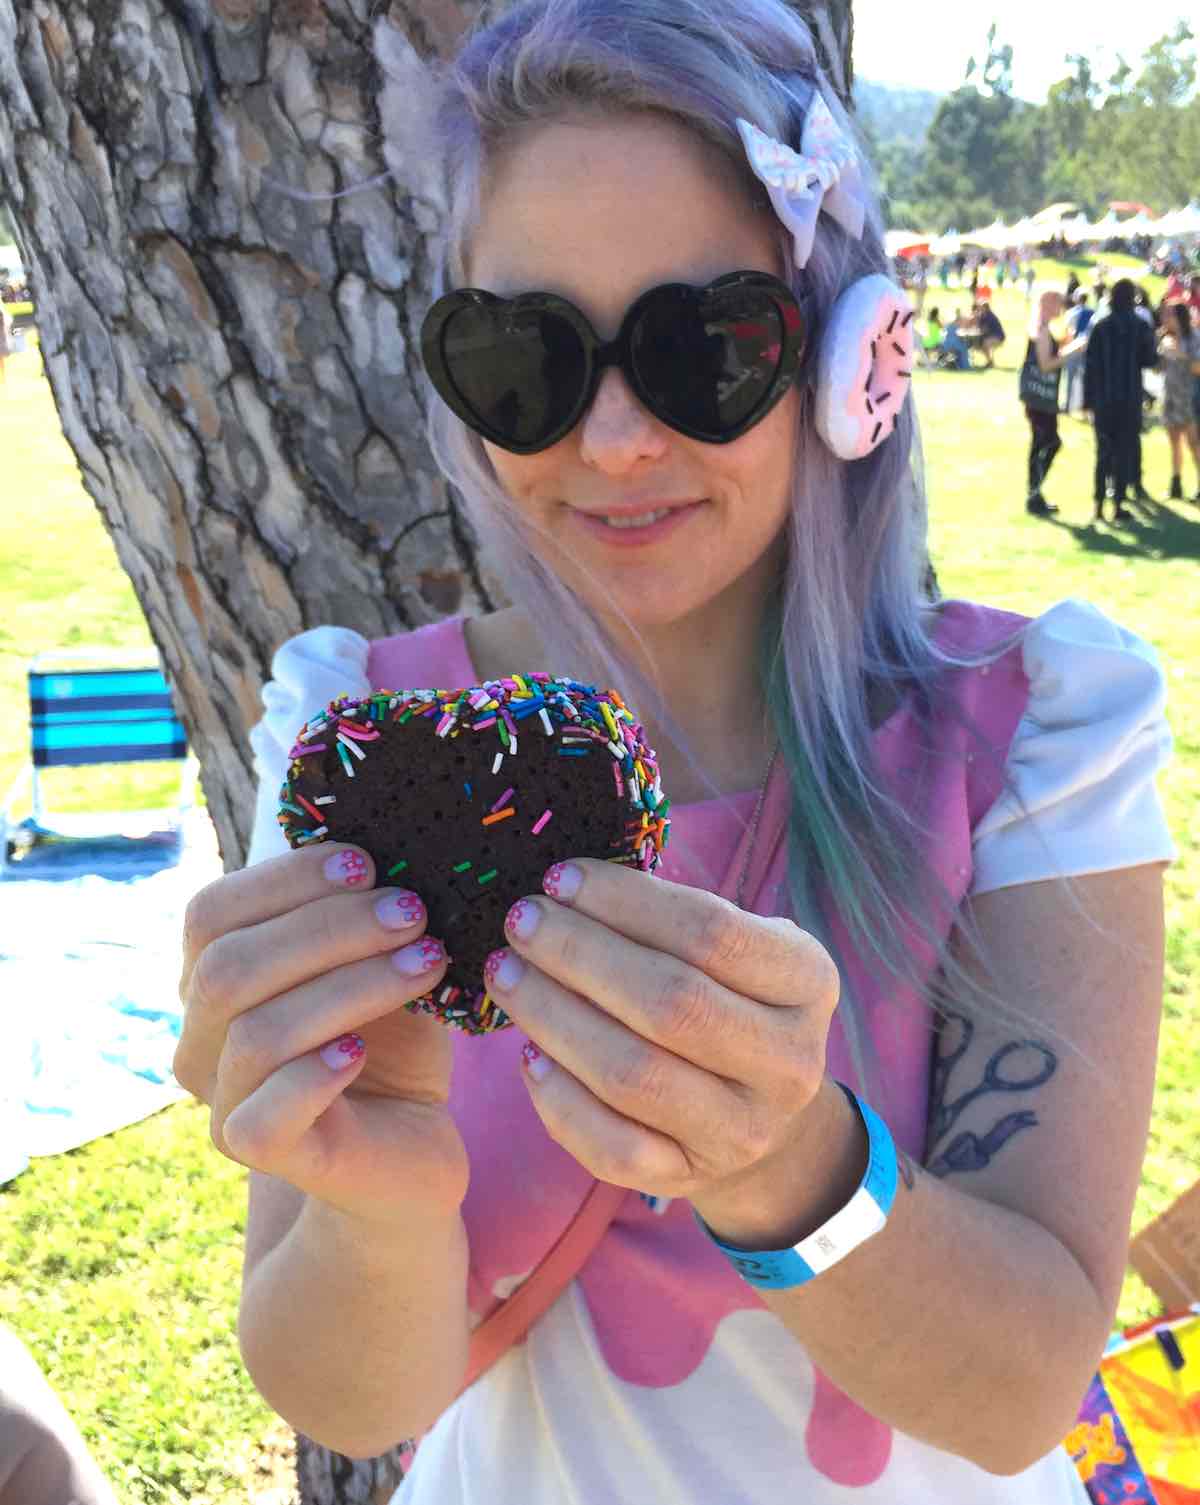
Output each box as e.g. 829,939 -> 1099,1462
969,598 -> 1177,896
245,626 -> 373,868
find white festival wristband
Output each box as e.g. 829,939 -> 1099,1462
693,1083 -> 899,1289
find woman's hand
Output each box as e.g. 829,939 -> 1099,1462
482,858 -> 841,1214
175,843 -> 467,1225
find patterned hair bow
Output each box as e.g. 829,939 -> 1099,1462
736,93 -> 867,270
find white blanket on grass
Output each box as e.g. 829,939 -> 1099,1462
0,811 -> 223,1183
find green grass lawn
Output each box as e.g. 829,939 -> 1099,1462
1,246 -> 1197,1503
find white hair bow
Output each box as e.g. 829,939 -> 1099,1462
736,94 -> 867,269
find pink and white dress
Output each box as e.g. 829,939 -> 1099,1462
246,597 -> 1175,1505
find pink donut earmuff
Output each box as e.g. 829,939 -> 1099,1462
814,276 -> 915,461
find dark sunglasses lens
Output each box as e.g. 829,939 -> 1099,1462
439,301 -> 586,447
630,286 -> 787,436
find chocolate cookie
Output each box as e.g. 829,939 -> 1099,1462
276,674 -> 670,1034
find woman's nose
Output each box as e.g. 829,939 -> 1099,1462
577,365 -> 671,470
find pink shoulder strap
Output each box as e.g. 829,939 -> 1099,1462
458,1179 -> 628,1393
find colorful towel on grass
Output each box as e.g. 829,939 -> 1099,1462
1068,1308 -> 1200,1504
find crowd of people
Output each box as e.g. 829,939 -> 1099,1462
907,249 -> 1200,522
1021,270 -> 1200,520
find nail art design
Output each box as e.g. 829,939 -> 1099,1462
522,1041 -> 550,1081
393,937 -> 446,975
484,948 -> 507,990
376,891 -> 425,928
326,850 -> 369,887
505,899 -> 539,940
320,1033 -> 365,1070
543,861 -> 582,901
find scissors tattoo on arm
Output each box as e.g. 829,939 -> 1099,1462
924,1010 -> 1058,1180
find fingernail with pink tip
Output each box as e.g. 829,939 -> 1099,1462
543,862 -> 582,901
484,947 -> 524,992
393,937 -> 446,976
375,890 -> 425,929
505,898 -> 541,941
325,850 -> 370,888
320,1033 -> 365,1071
522,1041 -> 551,1082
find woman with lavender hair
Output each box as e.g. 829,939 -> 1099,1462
175,1 -> 1174,1499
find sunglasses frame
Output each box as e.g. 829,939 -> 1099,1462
420,269 -> 810,455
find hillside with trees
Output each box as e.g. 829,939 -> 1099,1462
855,20 -> 1200,232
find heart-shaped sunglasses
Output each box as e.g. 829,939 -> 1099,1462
420,270 -> 809,455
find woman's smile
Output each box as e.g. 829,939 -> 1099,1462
566,497 -> 708,546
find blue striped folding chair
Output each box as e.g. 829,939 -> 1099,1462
1,651 -> 200,874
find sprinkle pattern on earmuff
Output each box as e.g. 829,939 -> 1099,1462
814,276 -> 916,462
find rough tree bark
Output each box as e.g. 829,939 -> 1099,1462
0,3 -> 853,1502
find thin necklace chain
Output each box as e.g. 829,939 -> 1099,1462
735,742 -> 780,911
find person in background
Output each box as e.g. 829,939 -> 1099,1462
0,300 -> 10,385
1023,261 -> 1036,302
1084,278 -> 1159,522
0,1324 -> 119,1505
974,299 -> 1005,368
919,305 -> 944,367
1157,302 -> 1200,502
911,256 -> 928,317
1022,289 -> 1085,518
940,309 -> 971,371
1133,288 -> 1155,330
1061,290 -> 1093,416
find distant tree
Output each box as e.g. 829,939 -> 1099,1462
899,21 -> 1199,232
915,24 -> 1033,229
965,22 -> 1013,99
1123,23 -> 1196,206
1042,54 -> 1102,206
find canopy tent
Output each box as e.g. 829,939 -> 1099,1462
0,245 -> 24,279
885,230 -> 931,259
1151,203 -> 1200,237
1058,215 -> 1095,247
962,219 -> 1017,251
1085,210 -> 1125,241
1119,210 -> 1155,237
1031,201 -> 1080,222
1007,217 -> 1043,245
1109,200 -> 1155,217
928,231 -> 962,256
1026,203 -> 1081,237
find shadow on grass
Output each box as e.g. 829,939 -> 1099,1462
1045,498 -> 1200,562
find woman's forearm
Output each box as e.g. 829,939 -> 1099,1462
239,1196 -> 470,1458
692,1079 -> 1107,1475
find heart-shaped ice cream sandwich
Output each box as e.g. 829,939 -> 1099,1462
277,674 -> 670,1034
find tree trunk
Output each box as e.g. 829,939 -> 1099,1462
0,4 -> 856,1502
0,0 -> 505,876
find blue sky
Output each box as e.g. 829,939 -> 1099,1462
851,4 -> 1194,104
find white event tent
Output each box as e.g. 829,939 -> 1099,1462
1151,203 -> 1200,238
